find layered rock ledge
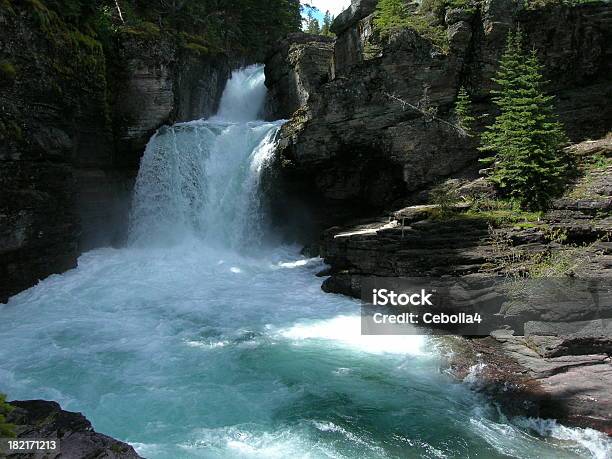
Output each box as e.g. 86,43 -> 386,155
315,138 -> 612,433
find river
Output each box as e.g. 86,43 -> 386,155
1,65 -> 609,459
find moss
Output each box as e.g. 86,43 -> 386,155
439,197 -> 545,226
0,60 -> 16,81
429,191 -> 544,227
0,120 -> 23,142
118,21 -> 161,39
524,0 -> 604,9
456,209 -> 542,227
1,0 -> 16,15
182,42 -> 209,56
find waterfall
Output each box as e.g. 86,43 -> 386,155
128,65 -> 283,248
4,64 -> 610,459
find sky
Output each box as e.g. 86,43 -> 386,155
300,0 -> 351,23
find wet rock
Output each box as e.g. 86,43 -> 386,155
448,334 -> 612,434
7,400 -> 141,458
318,141 -> 612,432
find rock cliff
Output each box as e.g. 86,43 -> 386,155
0,4 -> 241,302
265,0 -> 612,233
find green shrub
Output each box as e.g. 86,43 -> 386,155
0,394 -> 15,438
0,60 -> 16,81
464,197 -> 543,226
373,0 -> 449,51
430,181 -> 461,217
454,86 -> 475,132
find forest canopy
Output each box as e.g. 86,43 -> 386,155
14,0 -> 302,59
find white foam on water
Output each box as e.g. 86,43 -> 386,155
213,65 -> 268,122
468,413 -> 612,459
1,64 -> 608,459
515,417 -> 612,459
277,314 -> 428,356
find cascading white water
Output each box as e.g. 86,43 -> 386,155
1,65 -> 610,459
129,65 -> 282,248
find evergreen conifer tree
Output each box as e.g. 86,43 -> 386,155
454,86 -> 475,132
374,0 -> 409,30
305,11 -> 321,34
480,30 -> 569,210
321,10 -> 333,36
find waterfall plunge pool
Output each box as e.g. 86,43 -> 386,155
1,65 -> 610,459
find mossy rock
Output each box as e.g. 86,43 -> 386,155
182,42 -> 209,56
119,21 -> 161,39
0,60 -> 17,82
0,120 -> 23,142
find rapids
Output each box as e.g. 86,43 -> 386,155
1,65 -> 610,459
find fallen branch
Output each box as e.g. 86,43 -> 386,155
383,92 -> 471,138
115,0 -> 125,23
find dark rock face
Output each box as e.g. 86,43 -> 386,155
0,5 -> 108,303
0,162 -> 79,302
113,35 -> 237,169
0,5 -> 240,302
331,0 -> 379,35
7,400 -> 141,458
264,0 -> 612,234
265,33 -> 334,119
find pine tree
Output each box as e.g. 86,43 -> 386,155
480,30 -> 569,210
305,11 -> 321,34
0,393 -> 15,438
454,86 -> 475,132
374,0 -> 409,31
321,10 -> 334,36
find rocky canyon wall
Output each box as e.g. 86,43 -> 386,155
265,0 -> 612,234
0,4 -> 239,302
